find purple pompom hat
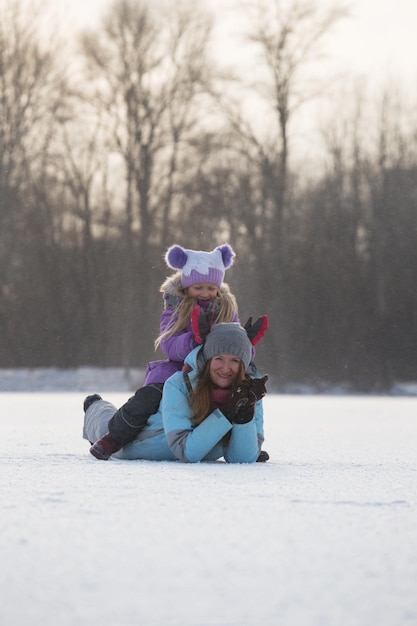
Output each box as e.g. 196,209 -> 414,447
165,244 -> 235,288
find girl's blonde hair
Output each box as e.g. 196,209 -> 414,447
154,278 -> 238,350
190,359 -> 246,425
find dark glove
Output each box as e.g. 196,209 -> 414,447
220,379 -> 253,422
248,375 -> 269,400
232,404 -> 255,424
232,377 -> 269,423
244,316 -> 268,346
191,305 -> 213,345
221,376 -> 268,424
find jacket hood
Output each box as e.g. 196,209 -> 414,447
183,345 -> 204,374
160,272 -> 233,298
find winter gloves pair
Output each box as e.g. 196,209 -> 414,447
191,305 -> 268,347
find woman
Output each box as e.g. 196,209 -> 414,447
83,322 -> 268,463
162,322 -> 268,463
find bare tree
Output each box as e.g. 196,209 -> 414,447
0,0 -> 70,364
364,87 -> 413,390
0,1 -> 63,258
217,0 -> 350,382
78,0 -> 214,365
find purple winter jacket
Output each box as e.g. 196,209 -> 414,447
144,274 -> 239,385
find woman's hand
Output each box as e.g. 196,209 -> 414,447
220,381 -> 251,421
248,375 -> 269,401
220,376 -> 268,424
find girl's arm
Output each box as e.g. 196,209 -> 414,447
159,308 -> 195,361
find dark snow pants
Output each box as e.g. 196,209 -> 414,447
108,383 -> 164,445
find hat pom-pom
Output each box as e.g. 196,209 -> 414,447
216,244 -> 235,269
165,245 -> 188,270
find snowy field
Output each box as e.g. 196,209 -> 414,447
1,386 -> 417,626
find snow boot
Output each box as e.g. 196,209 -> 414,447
256,450 -> 270,462
90,433 -> 122,460
83,393 -> 102,412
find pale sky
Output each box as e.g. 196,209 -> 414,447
61,0 -> 417,88
55,0 -> 417,163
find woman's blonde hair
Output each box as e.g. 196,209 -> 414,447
154,280 -> 238,350
190,359 -> 246,425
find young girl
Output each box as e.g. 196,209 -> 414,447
146,243 -> 238,386
83,322 -> 269,463
86,243 -> 239,460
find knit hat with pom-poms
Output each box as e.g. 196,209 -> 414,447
165,244 -> 235,288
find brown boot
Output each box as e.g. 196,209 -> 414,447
90,433 -> 122,460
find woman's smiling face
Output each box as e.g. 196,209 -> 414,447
209,354 -> 241,388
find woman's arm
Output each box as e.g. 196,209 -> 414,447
162,373 -> 232,463
223,400 -> 264,463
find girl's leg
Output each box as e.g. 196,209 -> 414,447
88,384 -> 163,460
82,399 -> 118,444
108,384 -> 163,443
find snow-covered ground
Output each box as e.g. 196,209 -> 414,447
1,378 -> 417,625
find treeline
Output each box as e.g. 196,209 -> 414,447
1,0 -> 417,392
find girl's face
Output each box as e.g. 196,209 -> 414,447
188,283 -> 218,301
209,354 -> 241,388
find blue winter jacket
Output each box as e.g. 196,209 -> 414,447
161,346 -> 265,463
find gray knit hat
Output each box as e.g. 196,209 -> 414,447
203,323 -> 252,370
